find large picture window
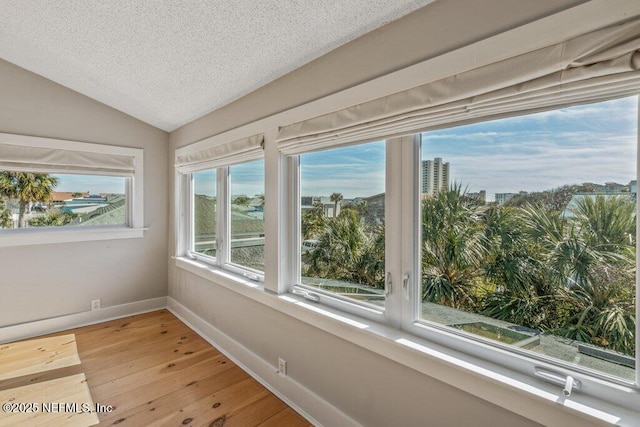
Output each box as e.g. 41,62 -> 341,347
417,96 -> 637,381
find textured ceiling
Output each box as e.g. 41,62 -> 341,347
0,0 -> 432,131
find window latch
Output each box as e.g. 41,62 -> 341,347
402,273 -> 410,300
292,287 -> 320,302
534,367 -> 581,396
385,272 -> 392,295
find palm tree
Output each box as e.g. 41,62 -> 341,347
570,195 -> 636,250
330,192 -> 343,219
0,198 -> 12,228
306,210 -> 366,277
28,210 -> 77,227
302,202 -> 327,240
0,172 -> 58,228
421,185 -> 486,310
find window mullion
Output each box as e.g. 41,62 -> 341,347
636,95 -> 640,387
399,134 -> 421,329
384,138 -> 403,328
218,166 -> 229,267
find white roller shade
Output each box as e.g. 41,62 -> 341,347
0,143 -> 135,176
278,19 -> 640,154
175,134 -> 264,173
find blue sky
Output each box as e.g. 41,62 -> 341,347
52,174 -> 125,194
300,96 -> 638,200
423,96 -> 638,200
194,160 -> 265,197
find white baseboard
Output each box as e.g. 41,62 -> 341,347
0,296 -> 167,344
167,296 -> 360,427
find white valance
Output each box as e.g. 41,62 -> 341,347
175,134 -> 264,173
0,143 -> 135,176
278,19 -> 640,154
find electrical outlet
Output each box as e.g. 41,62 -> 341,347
91,299 -> 101,311
277,358 -> 287,377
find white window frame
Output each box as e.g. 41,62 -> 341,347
0,133 -> 144,247
402,103 -> 639,402
286,100 -> 640,412
183,158 -> 266,284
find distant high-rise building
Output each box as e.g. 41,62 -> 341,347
422,158 -> 450,195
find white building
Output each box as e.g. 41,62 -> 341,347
422,157 -> 450,195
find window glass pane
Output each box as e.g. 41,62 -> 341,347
419,96 -> 637,380
0,171 -> 126,229
299,141 -> 386,307
193,169 -> 217,257
230,160 -> 265,271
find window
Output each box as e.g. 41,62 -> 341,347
0,173 -> 127,230
188,160 -> 265,277
0,133 -> 144,246
296,141 -> 386,310
179,135 -> 265,280
229,160 -> 265,272
416,96 -> 637,382
192,169 -> 217,258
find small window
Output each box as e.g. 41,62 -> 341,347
0,172 -> 126,230
229,159 -> 265,272
0,133 -> 144,246
192,169 -> 217,259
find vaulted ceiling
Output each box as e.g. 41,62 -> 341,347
0,0 -> 432,131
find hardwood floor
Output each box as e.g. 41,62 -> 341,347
0,310 -> 312,426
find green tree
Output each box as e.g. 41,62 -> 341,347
330,192 -> 343,219
305,209 -> 384,288
28,209 -> 77,227
301,202 -> 328,240
570,195 -> 636,250
421,186 -> 487,310
0,172 -> 58,228
485,197 -> 636,354
480,206 -> 560,330
0,198 -> 12,228
233,195 -> 250,206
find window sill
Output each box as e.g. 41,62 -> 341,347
175,256 -> 640,426
0,226 -> 146,247
175,256 -> 264,292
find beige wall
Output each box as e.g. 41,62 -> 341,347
0,59 -> 169,326
168,0 -> 589,426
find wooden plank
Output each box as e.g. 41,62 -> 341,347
90,348 -> 231,401
222,393 -> 288,426
99,366 -> 249,426
146,377 -> 270,427
0,373 -> 98,426
258,407 -> 312,427
86,346 -> 219,388
0,334 -> 80,381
